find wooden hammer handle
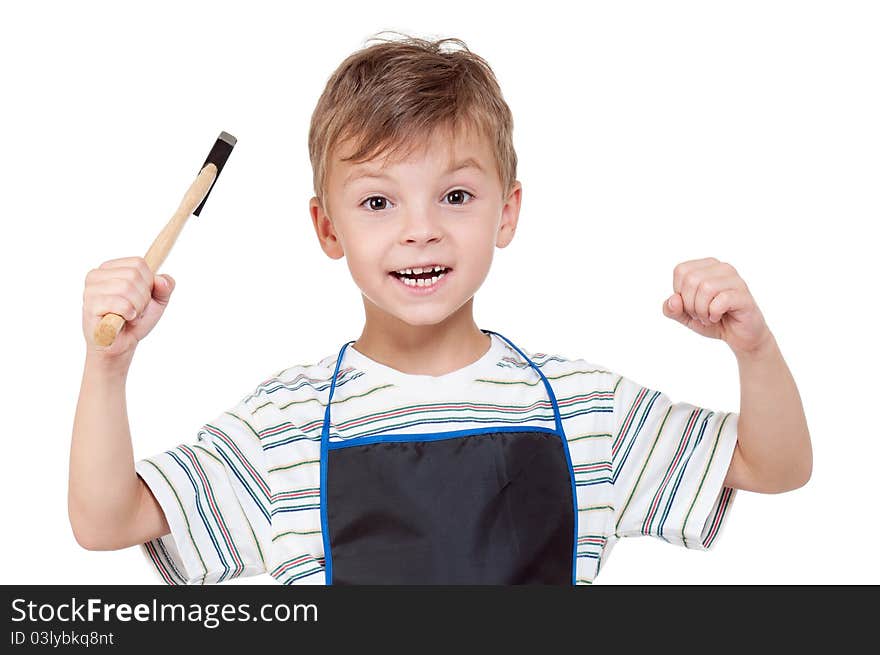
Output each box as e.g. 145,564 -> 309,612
93,163 -> 218,347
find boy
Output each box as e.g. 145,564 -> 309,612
70,34 -> 812,585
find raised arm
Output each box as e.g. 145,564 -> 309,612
69,257 -> 176,549
663,257 -> 812,494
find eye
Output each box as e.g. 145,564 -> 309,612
360,196 -> 391,211
444,189 -> 474,205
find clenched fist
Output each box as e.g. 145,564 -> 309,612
662,257 -> 772,357
82,257 -> 175,361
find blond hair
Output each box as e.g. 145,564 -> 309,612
308,32 -> 517,209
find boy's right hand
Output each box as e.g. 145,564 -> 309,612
82,257 -> 176,363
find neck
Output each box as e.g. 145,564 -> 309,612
352,297 -> 491,376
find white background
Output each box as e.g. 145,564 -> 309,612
1,0 -> 877,585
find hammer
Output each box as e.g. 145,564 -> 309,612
93,131 -> 237,347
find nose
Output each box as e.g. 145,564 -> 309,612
399,206 -> 443,245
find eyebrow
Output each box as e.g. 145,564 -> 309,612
343,157 -> 485,188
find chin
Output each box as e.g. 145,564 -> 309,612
361,294 -> 453,328
389,306 -> 452,327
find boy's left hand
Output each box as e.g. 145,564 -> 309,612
662,257 -> 772,357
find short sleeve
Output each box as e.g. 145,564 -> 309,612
134,392 -> 273,584
609,373 -> 738,550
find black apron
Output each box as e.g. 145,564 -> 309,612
319,329 -> 578,584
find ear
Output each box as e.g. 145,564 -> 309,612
495,181 -> 522,248
310,196 -> 345,260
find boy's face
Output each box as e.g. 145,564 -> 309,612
310,125 -> 521,328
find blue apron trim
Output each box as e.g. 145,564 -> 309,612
319,329 -> 579,585
320,337 -> 353,585
485,330 -> 579,586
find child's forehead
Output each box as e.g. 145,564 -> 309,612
333,123 -> 493,175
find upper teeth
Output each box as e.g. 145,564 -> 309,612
396,265 -> 447,275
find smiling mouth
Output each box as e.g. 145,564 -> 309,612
388,265 -> 452,289
389,265 -> 452,281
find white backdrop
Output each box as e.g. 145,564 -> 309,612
1,0 -> 877,585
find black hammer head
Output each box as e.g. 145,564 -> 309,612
193,131 -> 237,216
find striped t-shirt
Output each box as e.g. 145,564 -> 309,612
134,331 -> 738,585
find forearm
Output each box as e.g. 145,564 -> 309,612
735,332 -> 812,491
68,354 -> 143,549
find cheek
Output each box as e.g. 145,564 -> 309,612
458,222 -> 498,257
343,240 -> 384,281
346,252 -> 373,278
